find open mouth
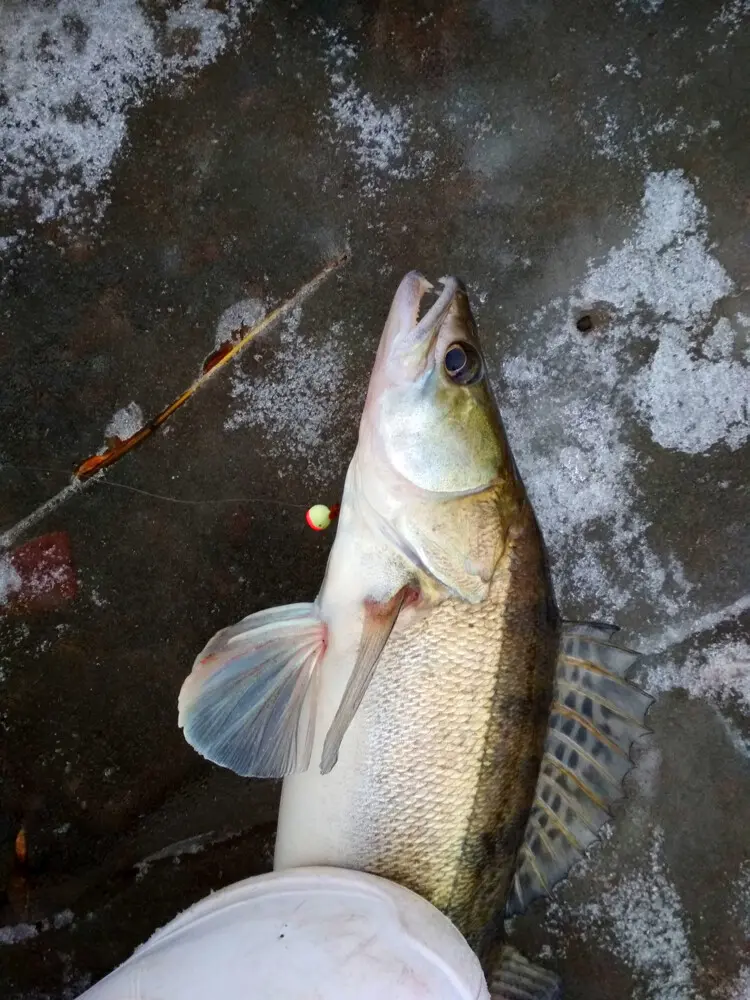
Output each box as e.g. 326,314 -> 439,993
416,284 -> 439,322
398,274 -> 460,363
381,272 -> 466,379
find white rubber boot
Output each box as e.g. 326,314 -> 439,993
78,866 -> 489,1000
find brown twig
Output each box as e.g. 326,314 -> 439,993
0,251 -> 350,551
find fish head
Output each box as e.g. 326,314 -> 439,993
361,271 -> 509,496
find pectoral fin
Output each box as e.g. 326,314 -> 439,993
507,623 -> 653,917
178,603 -> 327,778
320,588 -> 410,775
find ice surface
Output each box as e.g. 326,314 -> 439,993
0,555 -> 22,606
646,640 -> 750,714
500,170 -> 747,619
104,402 -> 145,441
224,306 -> 358,485
546,830 -> 696,1000
0,0 -> 259,232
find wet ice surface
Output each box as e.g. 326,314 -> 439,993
499,168 -> 749,636
103,403 -> 144,441
0,0 -> 259,230
1,1 -> 749,998
224,305 -> 360,483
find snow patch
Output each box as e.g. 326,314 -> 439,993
0,0 -> 259,234
641,594 -> 750,657
710,1 -> 750,44
725,968 -> 750,1000
578,173 -> 732,322
501,170 -> 746,618
0,908 -> 74,945
0,554 -> 22,605
0,234 -> 21,254
501,361 -> 639,611
578,98 -> 721,170
105,401 -> 145,441
224,304 -> 357,484
547,829 -> 696,1000
214,297 -> 266,348
89,587 -> 108,608
646,640 -> 750,714
319,27 -> 435,198
329,83 -> 412,176
502,170 -> 750,614
631,331 -> 749,453
731,861 -> 750,938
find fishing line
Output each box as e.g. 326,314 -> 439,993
0,250 -> 349,550
0,462 -> 308,509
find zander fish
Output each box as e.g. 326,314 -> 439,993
178,273 -> 652,999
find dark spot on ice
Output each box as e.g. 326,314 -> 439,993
576,314 -> 594,332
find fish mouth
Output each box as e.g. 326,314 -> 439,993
379,271 -> 468,377
412,274 -> 461,346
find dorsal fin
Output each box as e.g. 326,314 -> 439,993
506,623 -> 653,917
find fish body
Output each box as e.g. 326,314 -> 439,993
275,478 -> 558,949
179,273 -> 652,997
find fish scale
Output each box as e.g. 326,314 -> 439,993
338,511 -> 558,946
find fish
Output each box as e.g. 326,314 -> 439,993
178,272 -> 653,999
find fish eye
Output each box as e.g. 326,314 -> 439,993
443,342 -> 483,386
